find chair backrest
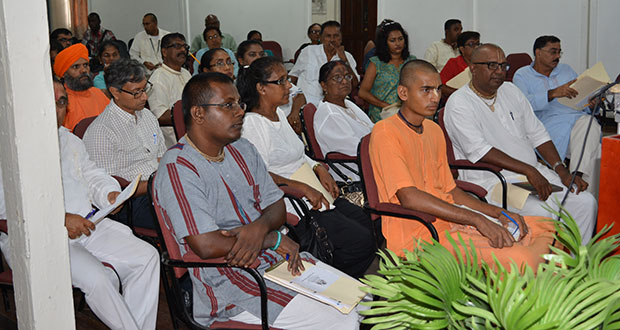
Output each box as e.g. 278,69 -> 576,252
262,41 -> 283,60
148,173 -> 190,279
436,108 -> 459,177
357,134 -> 381,220
505,52 -> 533,82
171,100 -> 185,140
73,116 -> 98,139
300,103 -> 324,159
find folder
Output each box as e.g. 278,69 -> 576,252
558,61 -> 611,110
446,67 -> 471,89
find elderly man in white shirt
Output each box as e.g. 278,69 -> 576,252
444,44 -> 596,244
147,32 -> 192,147
84,59 -> 166,230
129,13 -> 170,73
289,21 -> 359,106
0,78 -> 160,330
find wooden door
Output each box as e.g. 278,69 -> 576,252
340,0 -> 377,73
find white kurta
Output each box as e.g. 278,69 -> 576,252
314,100 -> 373,181
147,64 -> 192,147
289,45 -> 359,106
423,40 -> 459,72
129,29 -> 170,70
444,82 -> 596,243
0,127 -> 160,330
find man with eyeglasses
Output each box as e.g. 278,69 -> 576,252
289,20 -> 360,106
129,13 -> 170,73
0,77 -> 160,330
148,32 -> 192,147
53,43 -> 110,132
444,43 -> 596,244
154,72 -> 363,329
83,58 -> 166,230
513,35 -> 601,197
193,26 -> 239,77
51,28 -> 74,49
440,31 -> 480,97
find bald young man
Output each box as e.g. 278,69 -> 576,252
444,44 -> 596,244
369,59 -> 554,269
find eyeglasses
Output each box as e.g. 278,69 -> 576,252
166,43 -> 189,50
206,34 -> 221,40
328,74 -> 353,83
541,48 -> 563,56
56,96 -> 68,108
198,101 -> 247,112
473,62 -> 510,71
120,81 -> 152,99
464,41 -> 481,48
209,59 -> 233,68
263,76 -> 291,86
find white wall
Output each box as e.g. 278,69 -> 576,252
590,0 -> 620,79
186,0 -> 311,60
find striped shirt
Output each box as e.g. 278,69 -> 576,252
83,99 -> 166,182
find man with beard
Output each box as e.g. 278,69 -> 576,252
83,59 -> 166,230
444,44 -> 597,244
513,36 -> 601,196
289,20 -> 359,106
147,32 -> 192,147
53,43 -> 110,131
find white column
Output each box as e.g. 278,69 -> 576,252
0,0 -> 76,329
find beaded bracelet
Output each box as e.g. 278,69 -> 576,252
269,231 -> 282,251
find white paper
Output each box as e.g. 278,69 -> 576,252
91,174 -> 142,225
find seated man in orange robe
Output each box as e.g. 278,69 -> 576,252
53,43 -> 109,131
369,59 -> 554,269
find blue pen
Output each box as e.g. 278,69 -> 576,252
286,253 -> 290,261
153,133 -> 157,145
85,208 -> 97,220
509,112 -> 515,120
501,211 -> 518,226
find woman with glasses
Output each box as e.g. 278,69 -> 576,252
315,61 -> 374,181
237,57 -> 375,278
198,48 -> 234,79
193,26 -> 239,77
359,21 -> 416,122
294,23 -> 322,62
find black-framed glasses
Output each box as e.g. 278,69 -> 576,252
209,59 -> 233,68
55,96 -> 68,108
120,81 -> 152,99
329,74 -> 353,83
166,43 -> 189,50
541,48 -> 563,56
262,76 -> 290,86
473,62 -> 510,71
198,101 -> 247,112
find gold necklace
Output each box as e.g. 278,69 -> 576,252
469,81 -> 497,112
184,134 -> 225,162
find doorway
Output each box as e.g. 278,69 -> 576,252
340,0 -> 377,73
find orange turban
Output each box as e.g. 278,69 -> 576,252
53,43 -> 89,78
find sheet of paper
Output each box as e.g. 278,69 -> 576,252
490,179 -> 530,210
558,75 -> 608,110
91,174 -> 142,225
290,162 -> 335,205
575,61 -> 611,84
446,67 -> 471,89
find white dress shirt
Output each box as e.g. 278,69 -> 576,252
83,99 -> 166,182
315,100 -> 373,180
289,45 -> 359,106
147,64 -> 192,147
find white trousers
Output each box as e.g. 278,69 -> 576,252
229,261 -> 367,330
499,167 -> 597,245
567,115 -> 602,198
0,219 -> 160,330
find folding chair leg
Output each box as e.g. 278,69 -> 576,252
160,266 -> 180,329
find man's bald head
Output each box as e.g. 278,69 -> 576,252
470,43 -> 504,63
398,59 -> 438,87
205,14 -> 220,28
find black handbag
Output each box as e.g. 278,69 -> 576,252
339,181 -> 365,208
289,213 -> 334,265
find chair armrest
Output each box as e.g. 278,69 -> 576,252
375,203 -> 436,224
0,219 -> 6,234
324,152 -> 356,162
455,180 -> 488,200
179,250 -> 261,269
450,159 -> 502,173
112,175 -> 130,188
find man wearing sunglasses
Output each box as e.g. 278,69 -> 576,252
513,35 -> 601,197
84,58 -> 166,230
444,43 -> 596,244
147,33 -> 192,147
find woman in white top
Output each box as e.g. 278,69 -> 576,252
315,60 -> 374,181
237,56 -> 375,278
